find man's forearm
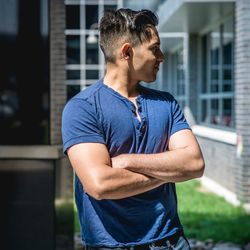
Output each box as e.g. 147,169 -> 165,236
111,147 -> 204,182
68,143 -> 166,201
85,166 -> 165,200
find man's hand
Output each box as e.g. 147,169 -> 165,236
111,154 -> 129,169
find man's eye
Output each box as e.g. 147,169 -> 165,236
153,47 -> 156,51
152,47 -> 158,52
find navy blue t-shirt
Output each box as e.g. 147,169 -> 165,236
61,79 -> 190,247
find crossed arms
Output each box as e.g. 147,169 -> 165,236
67,129 -> 205,200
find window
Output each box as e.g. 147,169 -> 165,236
200,18 -> 234,128
170,47 -> 186,109
66,5 -> 80,29
85,35 -> 99,64
0,0 -> 49,144
67,85 -> 81,100
66,35 -> 80,64
85,5 -> 98,29
65,1 -> 119,100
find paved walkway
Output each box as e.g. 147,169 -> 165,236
188,239 -> 250,250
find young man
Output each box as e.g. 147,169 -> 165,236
62,8 -> 205,250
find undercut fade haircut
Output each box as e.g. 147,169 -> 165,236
99,8 -> 159,63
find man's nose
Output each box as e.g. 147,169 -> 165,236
157,50 -> 165,63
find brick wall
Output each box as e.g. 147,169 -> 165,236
197,137 -> 237,194
235,0 -> 250,203
50,0 -> 73,202
50,0 -> 67,145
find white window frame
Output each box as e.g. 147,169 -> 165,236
198,17 -> 235,130
65,0 -> 121,93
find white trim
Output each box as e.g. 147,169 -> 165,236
201,175 -> 240,206
200,92 -> 234,99
243,203 -> 250,214
184,33 -> 189,108
159,33 -> 186,38
0,146 -> 63,159
192,125 -> 237,145
186,0 -> 235,2
65,0 -> 85,5
65,64 -> 104,70
65,29 -> 99,35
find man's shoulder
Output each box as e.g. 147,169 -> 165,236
71,80 -> 102,102
63,80 -> 103,115
140,85 -> 175,103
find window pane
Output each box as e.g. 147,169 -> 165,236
201,36 -> 207,93
0,0 -> 49,145
223,41 -> 232,65
211,69 -> 219,80
67,70 -> 80,80
86,35 -> 99,64
210,28 -> 220,93
86,5 -> 98,29
211,69 -> 219,92
66,35 -> 80,64
67,85 -> 81,100
177,71 -> 184,95
223,19 -> 233,65
223,18 -> 234,92
66,5 -> 80,29
210,28 -> 220,65
222,98 -> 232,127
211,99 -> 220,125
177,49 -> 184,64
104,5 -> 117,12
180,100 -> 185,109
176,49 -> 185,96
201,100 -> 208,123
86,70 -> 99,79
223,69 -> 232,92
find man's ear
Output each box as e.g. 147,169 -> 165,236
121,43 -> 132,60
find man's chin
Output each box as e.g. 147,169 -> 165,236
143,76 -> 157,83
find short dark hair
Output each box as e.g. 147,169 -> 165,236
99,8 -> 159,63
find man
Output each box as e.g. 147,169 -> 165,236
62,8 -> 205,250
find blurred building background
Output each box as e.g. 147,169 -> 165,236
0,0 -> 249,249
155,0 -> 250,212
0,0 -> 73,249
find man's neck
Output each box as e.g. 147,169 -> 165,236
103,64 -> 140,98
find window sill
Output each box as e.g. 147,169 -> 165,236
0,145 -> 64,159
192,125 -> 237,145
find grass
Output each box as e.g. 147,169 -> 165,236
55,199 -> 74,234
176,180 -> 250,244
74,203 -> 81,233
73,180 -> 250,244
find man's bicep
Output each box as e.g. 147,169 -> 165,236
168,129 -> 201,151
67,143 -> 111,193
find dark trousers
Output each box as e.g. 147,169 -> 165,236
85,232 -> 191,250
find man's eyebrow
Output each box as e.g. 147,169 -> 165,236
150,42 -> 160,47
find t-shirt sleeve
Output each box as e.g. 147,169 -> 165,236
61,98 -> 105,155
170,96 -> 191,136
